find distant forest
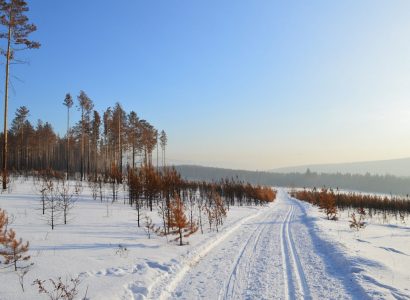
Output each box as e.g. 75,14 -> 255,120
175,165 -> 410,196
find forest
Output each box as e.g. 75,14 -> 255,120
176,165 -> 410,196
0,97 -> 167,181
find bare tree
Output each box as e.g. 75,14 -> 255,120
43,181 -> 60,230
55,179 -> 76,225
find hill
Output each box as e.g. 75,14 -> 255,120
174,165 -> 410,196
271,157 -> 410,177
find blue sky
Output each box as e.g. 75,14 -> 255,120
1,1 -> 410,170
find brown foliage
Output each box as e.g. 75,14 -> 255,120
33,275 -> 82,300
349,212 -> 366,231
0,228 -> 30,271
292,188 -> 410,217
205,192 -> 227,232
169,195 -> 197,246
0,208 -> 8,244
319,189 -> 338,220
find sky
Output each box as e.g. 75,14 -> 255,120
0,0 -> 410,170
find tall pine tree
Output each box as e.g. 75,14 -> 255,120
0,0 -> 40,189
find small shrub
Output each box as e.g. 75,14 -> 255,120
33,275 -> 83,300
349,210 -> 366,231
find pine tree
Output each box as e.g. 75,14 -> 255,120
0,0 -> 40,190
127,111 -> 141,169
159,130 -> 167,167
169,195 -> 197,246
77,91 -> 93,181
0,208 -> 8,244
63,93 -> 73,176
112,103 -> 126,174
140,120 -> 156,167
128,168 -> 143,226
0,228 -> 30,271
91,110 -> 101,179
10,106 -> 29,170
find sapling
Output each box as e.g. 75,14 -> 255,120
55,179 -> 77,225
143,215 -> 155,239
349,208 -> 366,231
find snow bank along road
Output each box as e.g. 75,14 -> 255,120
150,189 -> 369,300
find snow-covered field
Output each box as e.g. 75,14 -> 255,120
303,199 -> 410,299
0,178 -> 409,299
0,178 -> 270,299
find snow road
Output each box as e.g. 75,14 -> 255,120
153,189 -> 368,300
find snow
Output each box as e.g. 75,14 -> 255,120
159,190 -> 368,300
0,177 -> 269,299
301,196 -> 410,299
1,177 -> 409,299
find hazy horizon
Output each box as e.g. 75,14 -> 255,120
1,1 -> 410,170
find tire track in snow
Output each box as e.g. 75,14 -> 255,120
281,206 -> 293,300
281,202 -> 311,300
149,205 -> 272,300
242,212 -> 283,299
223,211 -> 278,300
157,189 -> 362,300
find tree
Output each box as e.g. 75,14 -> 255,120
127,111 -> 141,169
140,120 -> 157,167
128,168 -> 143,226
0,207 -> 8,244
63,93 -> 73,177
0,228 -> 30,271
169,195 -> 197,246
0,0 -> 40,190
143,215 -> 155,239
319,189 -> 338,220
161,167 -> 182,233
159,130 -> 167,167
55,179 -> 76,225
10,106 -> 29,170
91,110 -> 101,179
142,165 -> 159,211
77,91 -> 93,181
43,180 -> 60,230
112,103 -> 126,173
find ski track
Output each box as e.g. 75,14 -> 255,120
147,189 -> 369,300
282,205 -> 311,299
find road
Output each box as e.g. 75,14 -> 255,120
154,189 -> 368,300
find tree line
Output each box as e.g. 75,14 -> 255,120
291,188 -> 410,221
176,165 -> 410,196
0,97 -> 168,184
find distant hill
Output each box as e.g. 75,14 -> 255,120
272,157 -> 410,177
174,165 -> 410,196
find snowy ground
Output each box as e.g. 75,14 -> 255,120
152,190 -> 369,300
0,178 -> 270,300
0,178 -> 409,299
301,197 -> 410,299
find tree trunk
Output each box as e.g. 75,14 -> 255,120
2,22 -> 11,190
66,107 -> 70,177
80,109 -> 84,181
